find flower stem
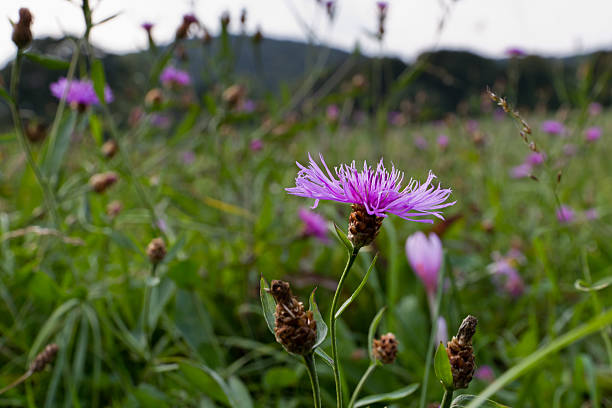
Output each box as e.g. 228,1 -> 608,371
330,246 -> 360,408
440,389 -> 453,408
348,363 -> 377,408
303,353 -> 322,408
9,51 -> 59,226
419,253 -> 448,408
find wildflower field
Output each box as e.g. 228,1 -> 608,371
1,2 -> 612,408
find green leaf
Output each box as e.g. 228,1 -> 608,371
451,395 -> 510,407
173,105 -> 201,142
308,289 -> 327,349
91,59 -> 107,106
368,307 -> 386,363
260,277 -> 276,334
354,383 -> 419,407
315,348 -> 334,367
575,275 -> 612,292
179,361 -> 231,405
334,222 -> 353,252
89,113 -> 102,145
29,298 -> 80,361
434,341 -> 454,390
42,110 -> 78,183
228,376 -> 253,408
335,253 -> 378,319
23,52 -> 70,70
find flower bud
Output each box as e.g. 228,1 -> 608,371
446,315 -> 478,389
12,8 -> 33,49
146,237 -> 166,264
29,344 -> 59,373
25,121 -> 47,143
106,200 -> 122,218
101,139 -> 118,159
269,280 -> 317,355
89,172 -> 118,193
372,332 -> 398,364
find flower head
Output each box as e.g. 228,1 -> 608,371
160,66 -> 191,87
510,163 -> 532,179
326,104 -> 339,122
437,134 -> 449,149
588,102 -> 602,116
249,139 -> 263,152
475,365 -> 495,382
286,153 -> 454,222
585,208 -> 598,221
50,77 -> 113,107
541,120 -> 565,135
505,47 -> 526,57
141,22 -> 154,32
585,126 -> 602,142
405,232 -> 443,295
526,152 -> 545,166
557,205 -> 574,224
414,135 -> 428,150
298,208 -> 329,243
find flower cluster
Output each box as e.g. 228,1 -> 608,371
50,77 -> 113,107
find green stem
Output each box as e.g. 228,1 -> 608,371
142,263 -> 157,342
9,51 -> 59,226
303,353 -> 322,408
330,246 -> 360,408
440,389 -> 453,408
348,363 -> 377,408
419,253 -> 448,408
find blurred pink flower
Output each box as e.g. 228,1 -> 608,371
488,253 -> 525,298
506,47 -> 526,57
475,365 -> 495,382
326,104 -> 339,122
466,119 -> 479,133
585,126 -> 602,142
584,208 -> 599,221
437,134 -> 449,149
376,1 -> 388,13
181,150 -> 195,164
298,208 -> 329,243
556,205 -> 575,224
414,135 -> 428,150
525,152 -> 545,166
541,120 -> 565,135
142,22 -> 154,32
388,111 -> 404,126
510,163 -> 532,179
160,66 -> 191,87
405,232 -> 443,296
249,139 -> 263,151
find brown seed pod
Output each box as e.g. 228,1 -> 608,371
446,315 -> 477,389
372,333 -> 399,364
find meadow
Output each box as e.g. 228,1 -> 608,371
1,3 -> 612,407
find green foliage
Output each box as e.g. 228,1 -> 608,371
434,342 -> 454,391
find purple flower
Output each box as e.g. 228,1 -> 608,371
585,126 -> 602,142
405,232 -> 443,295
389,111 -> 404,126
541,120 -> 565,135
510,163 -> 532,179
588,102 -> 602,116
241,99 -> 256,113
488,254 -> 524,298
414,135 -> 428,150
376,1 -> 388,13
326,104 -> 339,122
50,77 -> 113,106
249,139 -> 263,152
506,47 -> 526,57
466,119 -> 479,133
525,152 -> 545,166
286,153 -> 455,222
150,114 -> 171,128
475,365 -> 495,382
299,208 -> 329,243
181,150 -> 195,164
435,316 -> 448,346
160,66 -> 191,87
437,134 -> 449,149
141,22 -> 154,32
556,205 -> 574,224
585,208 -> 599,221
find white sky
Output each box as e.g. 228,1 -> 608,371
1,0 -> 611,66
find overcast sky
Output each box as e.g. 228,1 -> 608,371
1,0 -> 611,66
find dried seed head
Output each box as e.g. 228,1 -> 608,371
29,344 -> 59,373
446,315 -> 477,389
270,280 -> 317,355
348,204 -> 383,248
145,88 -> 163,107
146,237 -> 166,264
372,332 -> 398,364
25,121 -> 47,143
101,139 -> 118,159
89,172 -> 118,193
12,8 -> 33,49
222,84 -> 246,107
252,27 -> 263,44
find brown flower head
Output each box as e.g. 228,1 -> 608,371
146,237 -> 166,264
12,8 -> 33,49
372,332 -> 399,364
348,204 -> 383,249
101,139 -> 118,159
89,172 -> 118,193
446,315 -> 478,389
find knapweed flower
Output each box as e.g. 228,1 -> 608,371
299,208 -> 329,243
372,333 -> 398,364
50,77 -> 113,107
488,251 -> 525,298
585,208 -> 599,221
541,120 -> 565,135
147,237 -> 167,264
510,163 -> 532,179
326,104 -> 339,122
414,135 -> 428,150
525,152 -> 545,166
585,126 -> 602,142
405,231 -> 443,296
376,1 -> 388,13
141,22 -> 154,32
437,134 -> 449,150
556,205 -> 574,224
12,8 -> 33,49
160,66 -> 190,87
588,102 -> 602,116
446,315 -> 478,390
249,139 -> 263,152
286,154 -> 454,247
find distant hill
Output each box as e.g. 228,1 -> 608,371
1,35 -> 611,123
